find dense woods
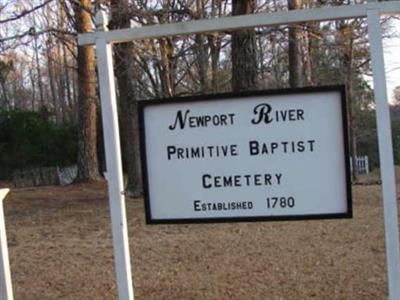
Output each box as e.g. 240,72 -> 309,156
0,0 -> 399,192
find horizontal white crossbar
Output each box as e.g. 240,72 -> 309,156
78,1 -> 400,45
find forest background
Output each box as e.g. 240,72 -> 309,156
0,0 -> 400,197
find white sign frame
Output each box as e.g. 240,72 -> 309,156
139,86 -> 352,224
0,189 -> 13,300
78,3 -> 400,299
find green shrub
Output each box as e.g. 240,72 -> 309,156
0,109 -> 77,179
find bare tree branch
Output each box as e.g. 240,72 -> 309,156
0,28 -> 74,43
0,0 -> 54,24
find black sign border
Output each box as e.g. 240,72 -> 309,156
138,85 -> 352,224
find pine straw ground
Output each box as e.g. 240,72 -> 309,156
1,171 -> 399,300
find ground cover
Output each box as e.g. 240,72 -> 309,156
1,177 -> 398,299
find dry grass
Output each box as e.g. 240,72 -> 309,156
2,175 -> 399,300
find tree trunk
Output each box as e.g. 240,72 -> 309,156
209,34 -> 221,93
288,0 -> 303,88
0,81 -> 9,108
45,4 -> 59,122
231,0 -> 257,92
46,38 -> 59,122
209,0 -> 222,93
195,34 -> 209,93
339,22 -> 357,182
111,0 -> 143,197
74,0 -> 101,181
304,23 -> 315,86
33,30 -> 45,108
195,0 -> 209,93
29,67 -> 36,110
158,37 -> 175,97
56,0 -> 68,123
63,40 -> 73,122
0,68 -> 9,108
72,71 -> 78,117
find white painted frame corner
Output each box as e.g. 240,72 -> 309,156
0,189 -> 13,300
78,3 -> 400,300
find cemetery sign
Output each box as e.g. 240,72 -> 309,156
139,86 -> 352,223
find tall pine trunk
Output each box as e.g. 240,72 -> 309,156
74,0 -> 101,181
288,0 -> 303,88
209,0 -> 222,93
231,0 -> 257,92
339,22 -> 358,182
111,0 -> 143,197
195,0 -> 209,93
33,27 -> 45,108
46,38 -> 59,122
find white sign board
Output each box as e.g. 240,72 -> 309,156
139,86 -> 352,223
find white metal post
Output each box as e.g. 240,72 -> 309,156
0,189 -> 13,300
94,11 -> 134,300
365,156 -> 369,174
367,8 -> 400,300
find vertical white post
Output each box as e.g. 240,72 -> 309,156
94,11 -> 134,300
367,8 -> 400,300
365,156 -> 369,174
0,189 -> 13,300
